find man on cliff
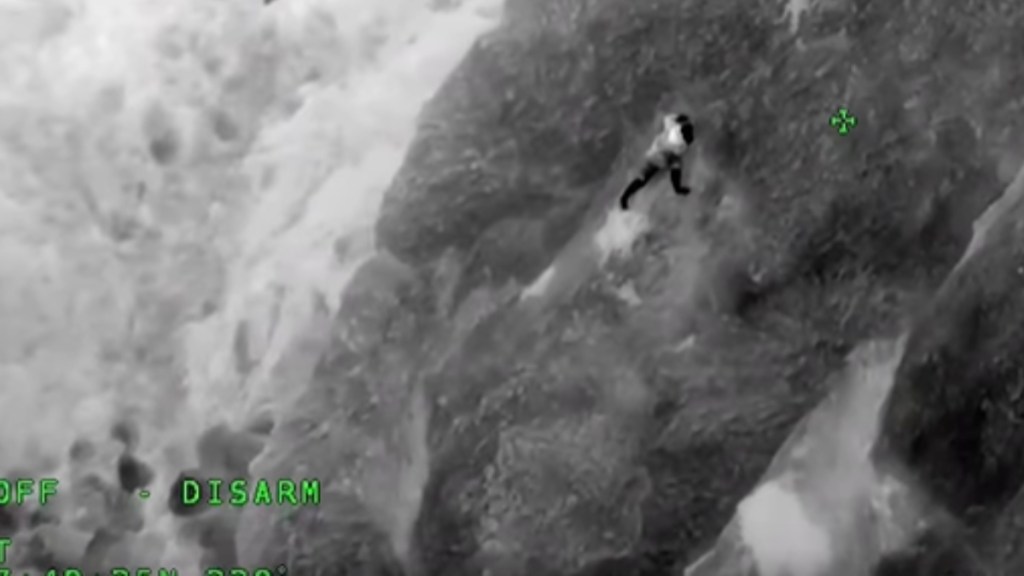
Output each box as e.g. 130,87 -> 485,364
619,113 -> 695,210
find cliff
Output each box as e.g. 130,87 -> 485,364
239,0 -> 1024,574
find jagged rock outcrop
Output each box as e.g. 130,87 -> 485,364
236,252 -> 430,573
872,171 -> 1024,576
876,195 -> 1024,524
242,0 -> 1024,574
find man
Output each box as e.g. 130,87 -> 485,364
619,113 -> 695,210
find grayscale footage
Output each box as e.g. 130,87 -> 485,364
1,0 -> 1022,575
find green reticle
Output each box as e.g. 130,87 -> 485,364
829,107 -> 858,135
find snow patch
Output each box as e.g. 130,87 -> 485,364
738,480 -> 833,576
0,0 -> 503,568
188,0 -> 504,418
615,280 -> 642,306
0,0 -> 71,48
593,209 -> 649,265
671,334 -> 696,352
782,0 -> 813,32
521,265 -> 557,300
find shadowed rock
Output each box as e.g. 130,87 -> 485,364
196,423 -> 266,479
68,438 -> 97,463
239,491 -> 406,576
110,419 -> 141,453
115,453 -> 154,493
235,253 -> 431,574
0,507 -> 17,537
142,101 -> 181,165
193,510 -> 241,569
875,185 -> 1024,527
872,526 -> 989,576
168,469 -> 208,518
319,0 -> 1024,573
988,483 -> 1024,575
243,410 -> 276,436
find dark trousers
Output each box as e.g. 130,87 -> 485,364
619,161 -> 689,210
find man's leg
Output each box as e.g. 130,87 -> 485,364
670,165 -> 691,196
620,163 -> 661,210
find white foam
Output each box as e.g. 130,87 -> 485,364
593,209 -> 650,265
0,0 -> 503,565
738,480 -> 833,576
186,0 -> 504,417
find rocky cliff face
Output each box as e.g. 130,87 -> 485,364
240,0 -> 1024,574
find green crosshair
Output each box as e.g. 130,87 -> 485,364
829,107 -> 858,135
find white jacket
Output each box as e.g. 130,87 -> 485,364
644,115 -> 689,168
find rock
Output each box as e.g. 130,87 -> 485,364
195,509 -> 241,569
141,101 -> 181,166
233,321 -> 255,376
375,0 -> 633,270
23,524 -> 92,569
238,493 -> 405,576
303,0 -> 1024,573
453,217 -> 551,303
110,419 -> 141,452
243,410 -> 276,437
874,188 -> 1024,526
67,438 -> 97,463
989,484 -> 1024,575
81,528 -> 122,573
676,338 -> 999,576
167,469 -> 208,518
208,108 -> 240,142
871,527 -> 989,576
195,423 -> 265,479
0,507 -> 17,537
65,473 -> 121,533
85,530 -> 167,573
235,254 -> 431,573
115,453 -> 154,493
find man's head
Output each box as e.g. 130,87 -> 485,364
662,113 -> 695,145
674,113 -> 695,145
